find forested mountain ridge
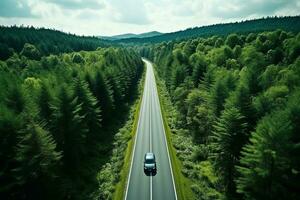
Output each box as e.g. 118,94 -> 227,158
0,26 -> 112,60
99,31 -> 163,40
0,46 -> 144,199
117,16 -> 300,44
138,29 -> 300,199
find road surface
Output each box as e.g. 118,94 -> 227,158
125,59 -> 177,200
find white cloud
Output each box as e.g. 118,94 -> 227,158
0,0 -> 299,36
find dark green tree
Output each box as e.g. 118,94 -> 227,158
37,82 -> 53,124
237,97 -> 300,200
14,122 -> 62,200
189,53 -> 207,87
73,79 -> 102,147
20,43 -> 41,60
225,34 -> 242,49
92,71 -> 114,125
211,107 -> 247,198
50,85 -> 87,173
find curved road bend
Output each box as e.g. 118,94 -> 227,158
125,59 -> 177,200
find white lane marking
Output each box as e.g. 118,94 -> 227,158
125,61 -> 148,200
148,60 -> 153,200
149,66 -> 152,153
150,175 -> 153,200
150,60 -> 178,200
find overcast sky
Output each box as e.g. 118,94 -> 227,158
0,0 -> 299,36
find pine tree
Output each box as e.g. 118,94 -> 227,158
14,122 -> 62,199
236,96 -> 300,200
189,53 -> 207,87
226,83 -> 256,130
73,79 -> 102,149
171,65 -> 186,91
92,71 -> 114,125
5,84 -> 25,114
37,82 -> 53,124
104,69 -> 124,110
210,78 -> 229,117
50,85 -> 87,173
0,104 -> 23,198
211,107 -> 247,198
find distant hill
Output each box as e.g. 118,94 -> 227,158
116,16 -> 300,44
100,31 -> 163,40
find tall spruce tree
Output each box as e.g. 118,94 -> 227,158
237,94 -> 300,200
211,107 -> 247,198
14,122 -> 62,200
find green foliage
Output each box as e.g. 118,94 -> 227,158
0,105 -> 23,197
211,107 -> 247,198
5,83 -> 26,114
37,82 -> 53,123
186,89 -> 213,143
14,122 -> 62,199
189,53 -> 207,86
141,29 -> 300,199
156,72 -> 221,200
73,79 -> 102,147
237,93 -> 300,200
0,42 -> 13,60
72,53 -> 85,64
0,44 -> 143,199
119,16 -> 300,44
0,26 -> 110,60
50,85 -> 87,173
225,34 -> 242,49
20,43 -> 41,60
92,71 -> 114,124
210,76 -> 230,117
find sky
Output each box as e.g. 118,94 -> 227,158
0,0 -> 299,36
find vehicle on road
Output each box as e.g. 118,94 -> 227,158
144,152 -> 157,176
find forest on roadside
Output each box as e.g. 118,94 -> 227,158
0,37 -> 143,199
1,16 -> 300,200
138,29 -> 300,200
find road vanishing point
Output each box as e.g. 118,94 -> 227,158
125,59 -> 177,200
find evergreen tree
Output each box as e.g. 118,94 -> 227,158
189,53 -> 207,87
73,79 -> 102,149
37,82 -> 53,124
50,85 -> 87,173
92,71 -> 114,125
225,34 -> 242,49
226,83 -> 256,130
0,105 -> 23,199
20,43 -> 41,60
5,84 -> 25,114
210,78 -> 229,117
211,107 -> 247,198
14,122 -> 62,200
171,65 -> 186,91
237,93 -> 300,200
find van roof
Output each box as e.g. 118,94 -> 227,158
145,152 -> 155,159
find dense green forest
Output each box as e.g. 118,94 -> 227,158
1,16 -> 300,200
119,16 -> 300,44
0,26 -> 112,60
138,29 -> 300,199
0,41 -> 143,199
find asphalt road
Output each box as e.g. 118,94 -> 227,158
125,59 -> 177,200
